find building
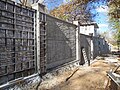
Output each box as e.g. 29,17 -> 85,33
73,21 -> 109,64
80,22 -> 99,36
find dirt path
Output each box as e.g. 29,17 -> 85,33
39,60 -> 117,90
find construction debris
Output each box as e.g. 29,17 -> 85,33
65,68 -> 79,82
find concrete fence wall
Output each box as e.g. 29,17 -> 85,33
93,37 -> 100,59
46,15 -> 76,69
93,37 -> 110,58
77,34 -> 110,64
79,34 -> 91,65
0,1 -> 110,87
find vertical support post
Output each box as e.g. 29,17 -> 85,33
78,22 -> 81,63
32,3 -> 46,74
13,2 -> 16,79
32,4 -> 41,74
73,21 -> 81,63
91,35 -> 93,60
34,10 -> 37,73
77,23 -> 81,62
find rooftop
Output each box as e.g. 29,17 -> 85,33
79,21 -> 99,28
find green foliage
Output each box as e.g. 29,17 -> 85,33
108,0 -> 120,42
109,21 -> 120,41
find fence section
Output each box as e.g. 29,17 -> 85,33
79,34 -> 91,65
0,1 -> 110,87
46,15 -> 76,69
93,37 -> 110,58
0,0 -> 36,85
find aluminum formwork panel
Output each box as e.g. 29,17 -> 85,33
38,12 -> 47,74
0,0 -> 36,85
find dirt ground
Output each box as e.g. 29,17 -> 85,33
39,59 -> 118,90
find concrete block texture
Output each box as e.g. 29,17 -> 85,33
78,34 -> 110,65
93,37 -> 110,58
46,15 -> 76,69
79,34 -> 91,65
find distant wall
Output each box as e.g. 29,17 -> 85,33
93,37 -> 110,58
46,15 -> 76,69
78,34 -> 110,64
92,37 -> 99,59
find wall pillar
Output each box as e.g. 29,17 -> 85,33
91,36 -> 94,60
73,21 -> 81,63
32,3 -> 46,74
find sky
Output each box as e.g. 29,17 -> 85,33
94,5 -> 109,33
45,0 -> 63,10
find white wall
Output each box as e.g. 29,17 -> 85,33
80,25 -> 97,36
73,21 -> 81,61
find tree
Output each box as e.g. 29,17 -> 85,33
50,0 -> 93,21
108,0 -> 120,42
18,0 -> 60,7
108,0 -> 120,19
50,0 -> 109,22
17,0 -> 119,42
18,0 -> 43,6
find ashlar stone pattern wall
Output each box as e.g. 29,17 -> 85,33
46,15 -> 76,69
